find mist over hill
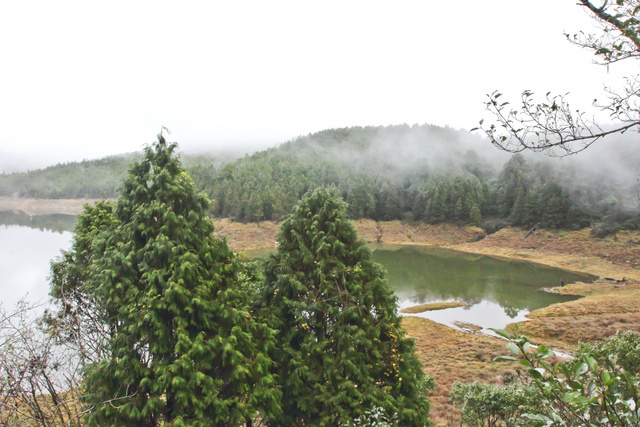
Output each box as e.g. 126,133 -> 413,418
195,124 -> 639,231
0,150 -> 239,200
1,123 -> 638,232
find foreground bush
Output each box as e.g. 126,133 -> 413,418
454,330 -> 640,426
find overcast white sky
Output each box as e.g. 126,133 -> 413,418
0,0 -> 632,172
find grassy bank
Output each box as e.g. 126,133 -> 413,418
400,302 -> 467,314
214,220 -> 640,424
4,198 -> 640,425
213,218 -> 487,252
403,316 -> 519,424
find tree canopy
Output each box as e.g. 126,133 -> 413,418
49,134 -> 279,425
261,188 -> 431,425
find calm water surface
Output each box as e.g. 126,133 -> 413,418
0,215 -> 595,332
0,222 -> 73,309
373,244 -> 594,332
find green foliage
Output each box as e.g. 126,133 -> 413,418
349,406 -> 398,427
497,154 -> 529,217
496,155 -> 590,230
346,176 -> 376,219
47,200 -> 118,364
198,126 -> 639,230
0,152 -> 229,200
203,125 -> 497,225
450,381 -> 541,426
423,175 -> 484,226
574,331 -> 640,379
0,154 -> 137,199
490,328 -> 640,426
261,188 -> 431,426
4,124 -> 639,231
49,135 -> 279,425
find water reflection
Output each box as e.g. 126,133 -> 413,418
0,218 -> 596,333
372,244 -> 595,331
0,211 -> 76,233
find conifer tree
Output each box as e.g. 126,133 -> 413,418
47,200 -> 118,364
52,134 -> 279,425
261,188 -> 430,426
538,181 -> 570,229
497,154 -> 529,217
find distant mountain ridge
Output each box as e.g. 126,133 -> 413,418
1,124 -> 638,232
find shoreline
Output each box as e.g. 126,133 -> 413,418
2,197 -> 637,281
4,198 -> 640,425
0,196 -> 107,216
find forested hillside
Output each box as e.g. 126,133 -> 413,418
2,124 -> 639,232
0,152 -> 228,199
197,124 -> 640,232
0,154 -> 138,199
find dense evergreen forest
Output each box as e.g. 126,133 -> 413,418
0,153 -> 227,199
2,124 -> 639,232
0,154 -> 134,199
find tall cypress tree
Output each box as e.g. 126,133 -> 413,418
262,188 -> 430,426
52,134 -> 279,425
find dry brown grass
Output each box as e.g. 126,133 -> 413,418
0,196 -> 108,216
351,218 -> 382,243
453,227 -> 640,280
213,219 -> 488,252
213,218 -> 281,250
214,218 -> 486,250
402,316 -> 518,426
372,221 -> 486,246
1,387 -> 86,427
505,279 -> 640,351
508,312 -> 640,351
532,281 -> 640,318
400,302 -> 467,314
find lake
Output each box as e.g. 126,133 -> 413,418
0,214 -> 595,332
372,244 -> 593,332
0,214 -> 74,309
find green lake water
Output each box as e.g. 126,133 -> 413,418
372,244 -> 595,331
1,213 -> 596,332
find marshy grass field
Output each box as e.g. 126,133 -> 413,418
401,226 -> 640,425
3,199 -> 640,425
214,220 -> 640,425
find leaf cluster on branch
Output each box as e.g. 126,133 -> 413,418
490,329 -> 640,426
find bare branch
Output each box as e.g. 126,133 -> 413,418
474,89 -> 640,156
0,300 -> 91,426
476,0 -> 640,155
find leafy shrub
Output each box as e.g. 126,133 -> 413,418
349,406 -> 397,427
450,381 -> 540,426
492,328 -> 640,426
574,331 -> 640,382
591,222 -> 619,238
